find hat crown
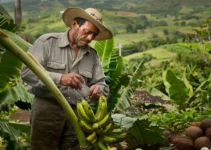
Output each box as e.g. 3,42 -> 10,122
85,8 -> 102,23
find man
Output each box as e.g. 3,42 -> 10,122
21,7 -> 112,150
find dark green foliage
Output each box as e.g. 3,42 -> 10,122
112,114 -> 165,148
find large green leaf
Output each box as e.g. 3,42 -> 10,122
94,37 -> 114,72
0,5 -> 19,32
8,121 -> 31,135
111,56 -> 123,81
0,120 -> 21,150
182,70 -> 193,97
115,61 -> 145,111
163,70 -> 189,107
0,85 -> 34,110
112,114 -> 164,146
187,79 -> 211,108
143,83 -> 170,101
128,119 -> 164,146
0,29 -> 31,93
0,120 -> 30,150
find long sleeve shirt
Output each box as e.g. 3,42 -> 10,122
21,31 -> 109,105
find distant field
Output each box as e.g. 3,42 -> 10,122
124,47 -> 176,66
2,0 -> 210,47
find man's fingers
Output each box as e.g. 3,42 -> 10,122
75,74 -> 85,83
88,85 -> 101,98
70,79 -> 78,89
73,76 -> 83,89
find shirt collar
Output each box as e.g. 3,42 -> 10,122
58,30 -> 70,48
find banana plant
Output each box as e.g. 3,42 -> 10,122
94,39 -> 145,112
160,69 -> 211,110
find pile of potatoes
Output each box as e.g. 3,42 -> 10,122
173,118 -> 211,150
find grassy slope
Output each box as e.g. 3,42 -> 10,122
124,47 -> 176,66
1,0 -> 210,52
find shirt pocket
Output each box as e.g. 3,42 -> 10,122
46,62 -> 66,73
79,69 -> 92,83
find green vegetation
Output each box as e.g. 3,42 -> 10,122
2,0 -> 211,55
1,0 -> 211,149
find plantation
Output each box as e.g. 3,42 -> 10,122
1,0 -> 211,150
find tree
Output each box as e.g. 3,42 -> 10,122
163,29 -> 169,35
14,0 -> 22,27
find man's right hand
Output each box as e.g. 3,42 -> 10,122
60,73 -> 85,89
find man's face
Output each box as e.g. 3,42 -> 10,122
72,21 -> 99,48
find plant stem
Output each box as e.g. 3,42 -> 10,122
0,30 -> 90,149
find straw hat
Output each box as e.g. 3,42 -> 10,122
62,7 -> 113,40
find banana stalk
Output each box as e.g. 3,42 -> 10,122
0,30 -> 90,149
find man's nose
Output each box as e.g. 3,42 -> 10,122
86,33 -> 95,41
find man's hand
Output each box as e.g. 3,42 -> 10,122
60,73 -> 85,89
88,85 -> 102,99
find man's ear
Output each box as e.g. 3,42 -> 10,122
71,20 -> 79,30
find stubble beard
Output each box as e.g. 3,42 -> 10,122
73,29 -> 88,49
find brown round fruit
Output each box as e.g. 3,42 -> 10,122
189,121 -> 201,127
173,136 -> 193,150
206,127 -> 211,139
200,119 -> 211,132
185,126 -> 203,141
194,136 -> 211,150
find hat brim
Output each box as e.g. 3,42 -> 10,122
62,7 -> 113,41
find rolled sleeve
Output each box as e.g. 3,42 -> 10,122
48,72 -> 63,85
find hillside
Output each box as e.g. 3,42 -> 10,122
1,0 -> 211,56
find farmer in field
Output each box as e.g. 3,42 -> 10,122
21,7 -> 112,150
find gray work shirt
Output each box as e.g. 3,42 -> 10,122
21,30 -> 109,105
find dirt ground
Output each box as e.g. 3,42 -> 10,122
11,109 -> 30,122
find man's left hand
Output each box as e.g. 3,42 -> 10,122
88,85 -> 102,99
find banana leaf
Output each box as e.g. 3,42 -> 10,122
163,70 -> 189,108
115,61 -> 145,112
143,83 -> 170,101
112,114 -> 164,146
94,36 -> 114,72
0,4 -> 19,32
0,85 -> 34,110
111,56 -> 123,81
0,120 -> 23,150
0,30 -> 33,109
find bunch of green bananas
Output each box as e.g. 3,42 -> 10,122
76,95 -> 127,150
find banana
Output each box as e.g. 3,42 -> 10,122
95,99 -> 108,122
92,123 -> 100,130
78,119 -> 93,133
92,123 -> 104,135
101,135 -> 117,143
81,99 -> 96,123
77,102 -> 92,123
103,122 -> 114,133
86,131 -> 97,143
105,132 -> 127,141
112,128 -> 124,133
97,113 -> 112,128
97,138 -> 108,150
108,146 -> 118,150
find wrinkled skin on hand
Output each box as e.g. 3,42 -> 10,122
60,73 -> 102,100
60,72 -> 85,89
